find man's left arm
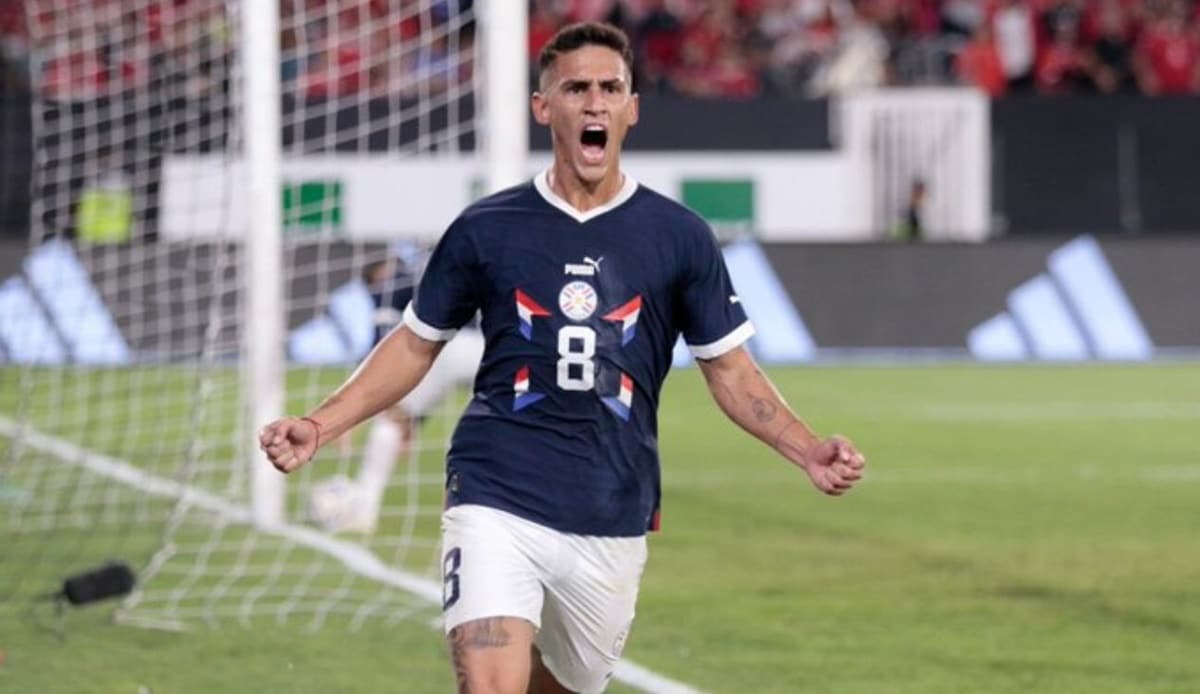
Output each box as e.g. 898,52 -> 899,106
696,346 -> 866,496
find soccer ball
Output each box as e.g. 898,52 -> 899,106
307,475 -> 365,533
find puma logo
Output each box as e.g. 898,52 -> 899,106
565,256 -> 605,277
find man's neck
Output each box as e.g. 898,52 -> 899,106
548,163 -> 625,214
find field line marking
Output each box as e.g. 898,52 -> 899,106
0,414 -> 706,694
918,402 -> 1200,421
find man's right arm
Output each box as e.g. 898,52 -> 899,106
259,325 -> 444,473
696,345 -> 865,496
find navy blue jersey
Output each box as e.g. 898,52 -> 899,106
403,172 -> 753,537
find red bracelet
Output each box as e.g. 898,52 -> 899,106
300,416 -> 323,447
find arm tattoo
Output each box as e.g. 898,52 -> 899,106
750,396 -> 778,423
748,366 -> 779,423
447,618 -> 513,691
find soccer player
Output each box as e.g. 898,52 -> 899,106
260,22 -> 866,694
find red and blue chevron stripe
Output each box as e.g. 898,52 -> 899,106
513,365 -> 545,411
515,289 -> 551,340
601,372 -> 635,421
603,295 -> 642,346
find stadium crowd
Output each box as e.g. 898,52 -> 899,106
547,0 -> 1200,97
2,0 -> 1199,101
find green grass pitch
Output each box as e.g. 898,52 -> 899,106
2,364 -> 1198,693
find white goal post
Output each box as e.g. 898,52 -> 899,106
242,0 -> 286,527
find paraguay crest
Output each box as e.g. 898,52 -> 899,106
559,281 -> 597,321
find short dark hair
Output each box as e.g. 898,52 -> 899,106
537,22 -> 634,85
361,258 -> 390,285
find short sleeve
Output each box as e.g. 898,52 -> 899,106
678,224 -> 755,359
403,222 -> 480,342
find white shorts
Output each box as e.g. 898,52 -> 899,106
400,329 -> 484,417
440,504 -> 648,694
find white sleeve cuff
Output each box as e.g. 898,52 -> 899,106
688,321 -> 756,360
402,302 -> 458,342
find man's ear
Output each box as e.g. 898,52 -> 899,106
628,92 -> 639,127
531,91 -> 551,126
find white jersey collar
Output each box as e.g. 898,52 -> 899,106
534,168 -> 639,224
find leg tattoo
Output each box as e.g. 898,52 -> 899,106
448,618 -> 514,692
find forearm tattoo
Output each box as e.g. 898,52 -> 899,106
448,618 -> 512,692
750,396 -> 778,423
747,366 -> 778,424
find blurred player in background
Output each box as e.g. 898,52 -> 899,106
262,22 -> 865,694
319,252 -> 484,533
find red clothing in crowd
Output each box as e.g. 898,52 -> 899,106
1137,24 -> 1200,94
528,12 -> 558,64
957,35 -> 1008,97
680,14 -> 726,68
43,51 -> 108,100
1036,39 -> 1087,93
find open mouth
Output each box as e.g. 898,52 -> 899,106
580,126 -> 608,164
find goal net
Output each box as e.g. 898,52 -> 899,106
2,0 -> 502,631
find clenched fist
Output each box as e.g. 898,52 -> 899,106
259,417 -> 321,474
801,435 -> 866,496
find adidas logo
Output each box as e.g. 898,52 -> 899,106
0,240 -> 129,365
968,235 -> 1152,361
